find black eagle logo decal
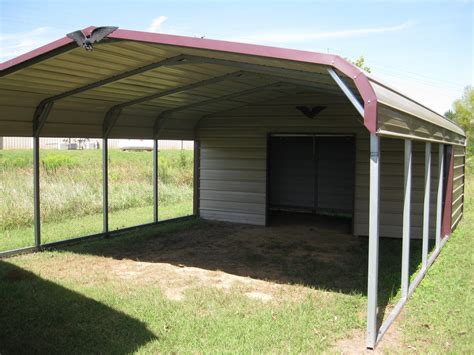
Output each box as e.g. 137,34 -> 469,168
295,106 -> 326,119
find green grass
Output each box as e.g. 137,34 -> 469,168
394,156 -> 474,352
0,219 -> 367,353
0,149 -> 193,251
0,201 -> 193,251
0,151 -> 472,353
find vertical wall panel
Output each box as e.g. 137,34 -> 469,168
197,92 -> 367,227
197,91 -> 453,238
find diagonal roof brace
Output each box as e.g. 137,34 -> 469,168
33,101 -> 55,137
102,107 -> 123,138
153,112 -> 170,138
31,54 -> 199,137
327,68 -> 364,117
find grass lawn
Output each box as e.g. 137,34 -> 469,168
0,201 -> 193,251
0,158 -> 472,353
393,156 -> 474,352
0,148 -> 193,252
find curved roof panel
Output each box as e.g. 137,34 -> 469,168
0,26 -> 465,144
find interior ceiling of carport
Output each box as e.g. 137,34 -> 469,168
0,38 -> 356,139
0,27 -> 464,144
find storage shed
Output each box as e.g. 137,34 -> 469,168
0,26 -> 466,348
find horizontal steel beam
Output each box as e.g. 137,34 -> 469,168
181,54 -> 336,87
375,234 -> 449,344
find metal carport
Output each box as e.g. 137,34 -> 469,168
0,26 -> 466,348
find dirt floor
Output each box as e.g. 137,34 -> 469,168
35,212 -> 371,303
23,212 -> 405,350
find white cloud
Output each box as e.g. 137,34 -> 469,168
228,22 -> 413,44
0,27 -> 57,62
147,16 -> 168,33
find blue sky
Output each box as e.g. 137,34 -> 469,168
1,0 -> 473,114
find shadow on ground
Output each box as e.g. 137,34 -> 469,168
63,212 -> 431,324
0,261 -> 156,354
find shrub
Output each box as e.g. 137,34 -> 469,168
41,154 -> 78,172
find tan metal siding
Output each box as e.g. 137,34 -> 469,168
197,92 -> 368,226
370,80 -> 465,144
377,104 -> 465,145
355,139 -> 440,238
452,145 -> 465,229
197,92 -> 452,238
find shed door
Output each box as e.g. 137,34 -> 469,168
269,136 -> 315,209
269,135 -> 354,215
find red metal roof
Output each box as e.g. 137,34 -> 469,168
0,26 -> 378,133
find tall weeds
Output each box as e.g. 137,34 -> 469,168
0,149 -> 193,230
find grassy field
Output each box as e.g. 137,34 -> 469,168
393,154 -> 473,352
0,152 -> 472,353
0,149 -> 193,251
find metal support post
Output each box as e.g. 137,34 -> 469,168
102,138 -> 109,234
422,142 -> 431,268
33,136 -> 41,248
153,139 -> 159,222
366,134 -> 380,349
436,144 -> 444,249
401,139 -> 412,298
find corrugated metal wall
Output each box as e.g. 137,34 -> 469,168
452,145 -> 465,230
196,92 -> 368,227
356,139 -> 441,238
196,91 -> 455,238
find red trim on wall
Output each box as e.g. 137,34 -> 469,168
441,147 -> 455,237
0,26 -> 378,133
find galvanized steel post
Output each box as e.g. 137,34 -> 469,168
436,144 -> 444,249
33,136 -> 41,248
401,139 -> 412,298
102,138 -> 109,234
153,139 -> 159,222
193,140 -> 200,216
422,142 -> 431,268
366,134 -> 380,349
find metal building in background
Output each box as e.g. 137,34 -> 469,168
0,136 -> 193,150
0,26 -> 466,349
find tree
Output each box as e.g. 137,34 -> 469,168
445,85 -> 474,141
351,56 -> 371,73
